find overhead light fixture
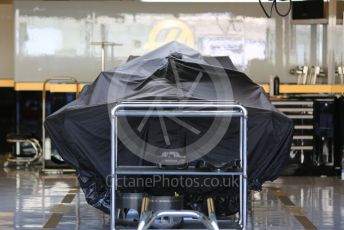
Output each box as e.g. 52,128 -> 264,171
141,0 -> 273,2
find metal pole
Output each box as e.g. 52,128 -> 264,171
101,43 -> 105,72
239,116 -> 243,226
91,42 -> 123,72
42,81 -> 47,171
111,115 -> 116,229
243,113 -> 248,229
327,0 -> 337,84
114,112 -> 118,226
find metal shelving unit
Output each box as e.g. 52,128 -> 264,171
272,99 -> 314,164
110,101 -> 248,230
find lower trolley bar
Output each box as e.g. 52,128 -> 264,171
115,168 -> 243,176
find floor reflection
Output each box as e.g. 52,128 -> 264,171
0,167 -> 343,229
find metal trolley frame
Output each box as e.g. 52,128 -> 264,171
5,134 -> 42,167
111,101 -> 248,230
41,77 -> 79,174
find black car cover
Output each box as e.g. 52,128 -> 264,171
45,42 -> 293,213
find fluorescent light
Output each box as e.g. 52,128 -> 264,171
141,0 -> 271,2
141,0 -> 292,2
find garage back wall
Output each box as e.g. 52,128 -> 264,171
12,0 -> 342,83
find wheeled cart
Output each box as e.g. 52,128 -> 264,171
110,101 -> 248,230
41,77 -> 79,174
4,133 -> 42,167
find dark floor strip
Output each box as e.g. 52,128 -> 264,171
43,213 -> 64,229
270,188 -> 318,230
43,187 -> 80,228
295,215 -> 318,230
279,196 -> 295,206
61,193 -> 76,204
51,204 -> 70,213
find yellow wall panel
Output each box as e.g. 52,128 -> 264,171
0,79 -> 15,87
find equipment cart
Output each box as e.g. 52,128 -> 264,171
111,101 -> 248,230
41,77 -> 79,174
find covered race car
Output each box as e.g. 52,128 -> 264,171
45,42 -> 293,215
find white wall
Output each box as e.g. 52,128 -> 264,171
13,1 -> 327,83
0,2 -> 14,79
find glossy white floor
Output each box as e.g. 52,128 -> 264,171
0,166 -> 343,230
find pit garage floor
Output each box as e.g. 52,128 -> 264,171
0,166 -> 343,229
